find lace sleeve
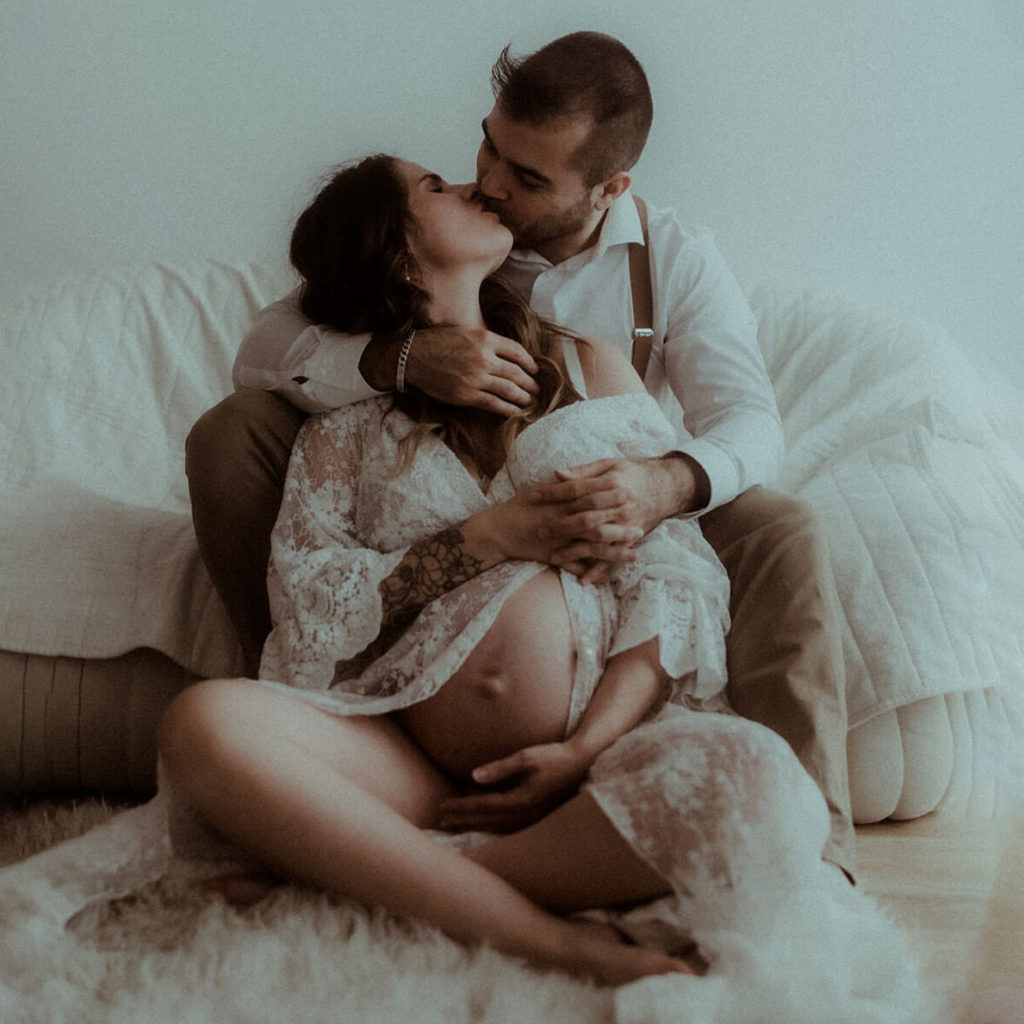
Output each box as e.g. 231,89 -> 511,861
607,518 -> 731,705
259,406 -> 406,690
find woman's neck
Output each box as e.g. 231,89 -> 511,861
422,267 -> 487,331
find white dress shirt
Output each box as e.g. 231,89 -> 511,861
233,191 -> 783,512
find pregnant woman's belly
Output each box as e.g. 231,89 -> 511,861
396,568 -> 576,781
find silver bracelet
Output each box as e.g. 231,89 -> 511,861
395,327 -> 416,393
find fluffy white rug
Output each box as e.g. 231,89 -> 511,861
0,800 -> 610,1024
0,800 -> 951,1024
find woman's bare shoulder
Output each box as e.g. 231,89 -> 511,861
573,336 -> 646,399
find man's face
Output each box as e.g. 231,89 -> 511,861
475,105 -> 599,254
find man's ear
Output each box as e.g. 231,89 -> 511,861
592,172 -> 632,211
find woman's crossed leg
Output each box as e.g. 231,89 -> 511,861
158,677 -> 690,986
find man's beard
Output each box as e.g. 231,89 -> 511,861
497,191 -> 593,252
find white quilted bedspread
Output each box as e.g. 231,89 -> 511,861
1,260 -> 1022,726
752,287 -> 1024,725
0,259 -> 294,678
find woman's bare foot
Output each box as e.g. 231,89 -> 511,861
553,918 -> 697,987
202,875 -> 694,986
203,871 -> 282,907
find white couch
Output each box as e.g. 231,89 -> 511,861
2,257 -> 1022,821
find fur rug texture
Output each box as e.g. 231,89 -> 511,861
0,800 -> 610,1024
0,799 -> 950,1024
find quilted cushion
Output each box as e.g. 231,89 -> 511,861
751,287 -> 1024,730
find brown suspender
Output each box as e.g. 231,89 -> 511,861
628,195 -> 655,379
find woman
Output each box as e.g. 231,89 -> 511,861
0,154 -> 929,1021
156,154 -> 834,987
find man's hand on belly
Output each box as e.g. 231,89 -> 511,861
438,741 -> 591,833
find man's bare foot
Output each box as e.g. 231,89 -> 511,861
554,918 -> 697,987
203,871 -> 282,907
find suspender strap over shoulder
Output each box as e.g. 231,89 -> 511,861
628,195 -> 655,379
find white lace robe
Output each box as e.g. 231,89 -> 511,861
0,392 -> 935,1023
255,391 -> 934,1022
258,392 -> 731,728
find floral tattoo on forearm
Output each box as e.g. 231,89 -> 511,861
380,527 -> 485,631
338,527 -> 485,678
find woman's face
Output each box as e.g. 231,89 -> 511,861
397,160 -> 513,276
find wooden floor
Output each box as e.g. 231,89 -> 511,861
855,811 -> 1024,1023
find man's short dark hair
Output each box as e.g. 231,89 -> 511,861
490,31 -> 653,186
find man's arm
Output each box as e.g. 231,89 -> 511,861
359,327 -> 539,416
660,225 -> 784,512
521,222 -> 782,565
234,291 -> 539,416
514,338 -> 708,572
233,292 -> 380,413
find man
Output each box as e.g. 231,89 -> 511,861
186,31 -> 854,876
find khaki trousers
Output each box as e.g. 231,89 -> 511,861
186,389 -> 854,875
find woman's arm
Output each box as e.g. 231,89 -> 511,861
440,637 -> 667,833
560,637 -> 667,764
369,478 -> 591,647
261,404 -> 579,687
343,505 -> 540,672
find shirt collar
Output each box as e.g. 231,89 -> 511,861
507,187 -> 643,270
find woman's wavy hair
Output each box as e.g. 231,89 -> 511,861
289,153 -> 583,468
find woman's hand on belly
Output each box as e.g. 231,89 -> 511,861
438,739 -> 592,833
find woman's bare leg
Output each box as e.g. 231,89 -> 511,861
158,679 -> 692,985
465,792 -> 671,914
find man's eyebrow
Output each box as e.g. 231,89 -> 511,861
481,118 -> 552,187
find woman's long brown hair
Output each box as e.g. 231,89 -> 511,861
289,154 -> 583,469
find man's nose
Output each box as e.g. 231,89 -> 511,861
477,164 -> 509,201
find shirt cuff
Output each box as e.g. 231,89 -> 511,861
234,325 -> 381,414
298,328 -> 381,403
673,437 -> 742,517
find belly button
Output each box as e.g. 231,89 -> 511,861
475,671 -> 508,700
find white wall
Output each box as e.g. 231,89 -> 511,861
3,0 -> 1021,387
